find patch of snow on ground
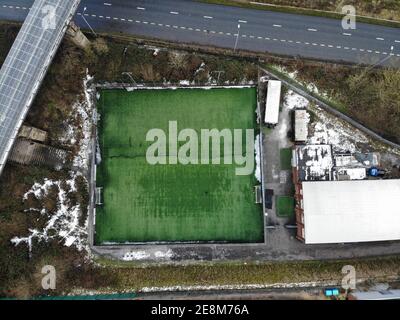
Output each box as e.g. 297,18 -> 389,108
255,134 -> 261,183
12,74 -> 94,256
122,249 -> 175,261
12,174 -> 89,254
284,90 -> 310,110
308,106 -> 369,153
123,251 -> 150,261
179,80 -> 190,86
154,249 -> 174,259
74,74 -> 94,170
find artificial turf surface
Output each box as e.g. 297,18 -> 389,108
276,196 -> 295,217
280,148 -> 293,171
95,88 -> 263,244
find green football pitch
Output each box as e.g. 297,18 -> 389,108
95,88 -> 263,244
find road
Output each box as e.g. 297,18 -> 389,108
1,0 -> 400,65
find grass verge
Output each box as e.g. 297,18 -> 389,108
280,147 -> 292,170
276,196 -> 294,217
199,0 -> 400,29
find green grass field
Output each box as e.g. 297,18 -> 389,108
280,148 -> 293,171
95,88 -> 263,244
276,196 -> 295,217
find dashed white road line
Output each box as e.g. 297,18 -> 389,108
343,33 -> 352,36
3,4 -> 396,59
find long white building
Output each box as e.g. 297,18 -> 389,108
296,179 -> 400,244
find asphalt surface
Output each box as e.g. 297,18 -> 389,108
1,0 -> 400,66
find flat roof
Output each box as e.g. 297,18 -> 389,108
303,180 -> 400,244
264,80 -> 281,124
295,144 -> 334,181
295,109 -> 308,141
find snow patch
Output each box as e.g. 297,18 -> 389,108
308,106 -> 369,153
284,90 -> 310,110
255,134 -> 261,183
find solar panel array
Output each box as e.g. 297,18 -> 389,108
0,0 -> 80,175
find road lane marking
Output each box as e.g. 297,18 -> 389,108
343,33 -> 352,36
103,2 -> 112,6
58,11 -> 399,59
137,7 -> 146,10
204,16 -> 213,19
273,24 -> 282,27
307,28 -> 318,32
170,11 -> 179,15
376,37 -> 385,41
238,20 -> 247,23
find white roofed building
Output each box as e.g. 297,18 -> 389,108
294,110 -> 309,142
264,80 -> 282,126
295,179 -> 400,244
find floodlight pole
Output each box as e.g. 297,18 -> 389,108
81,7 -> 97,37
234,24 -> 241,52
